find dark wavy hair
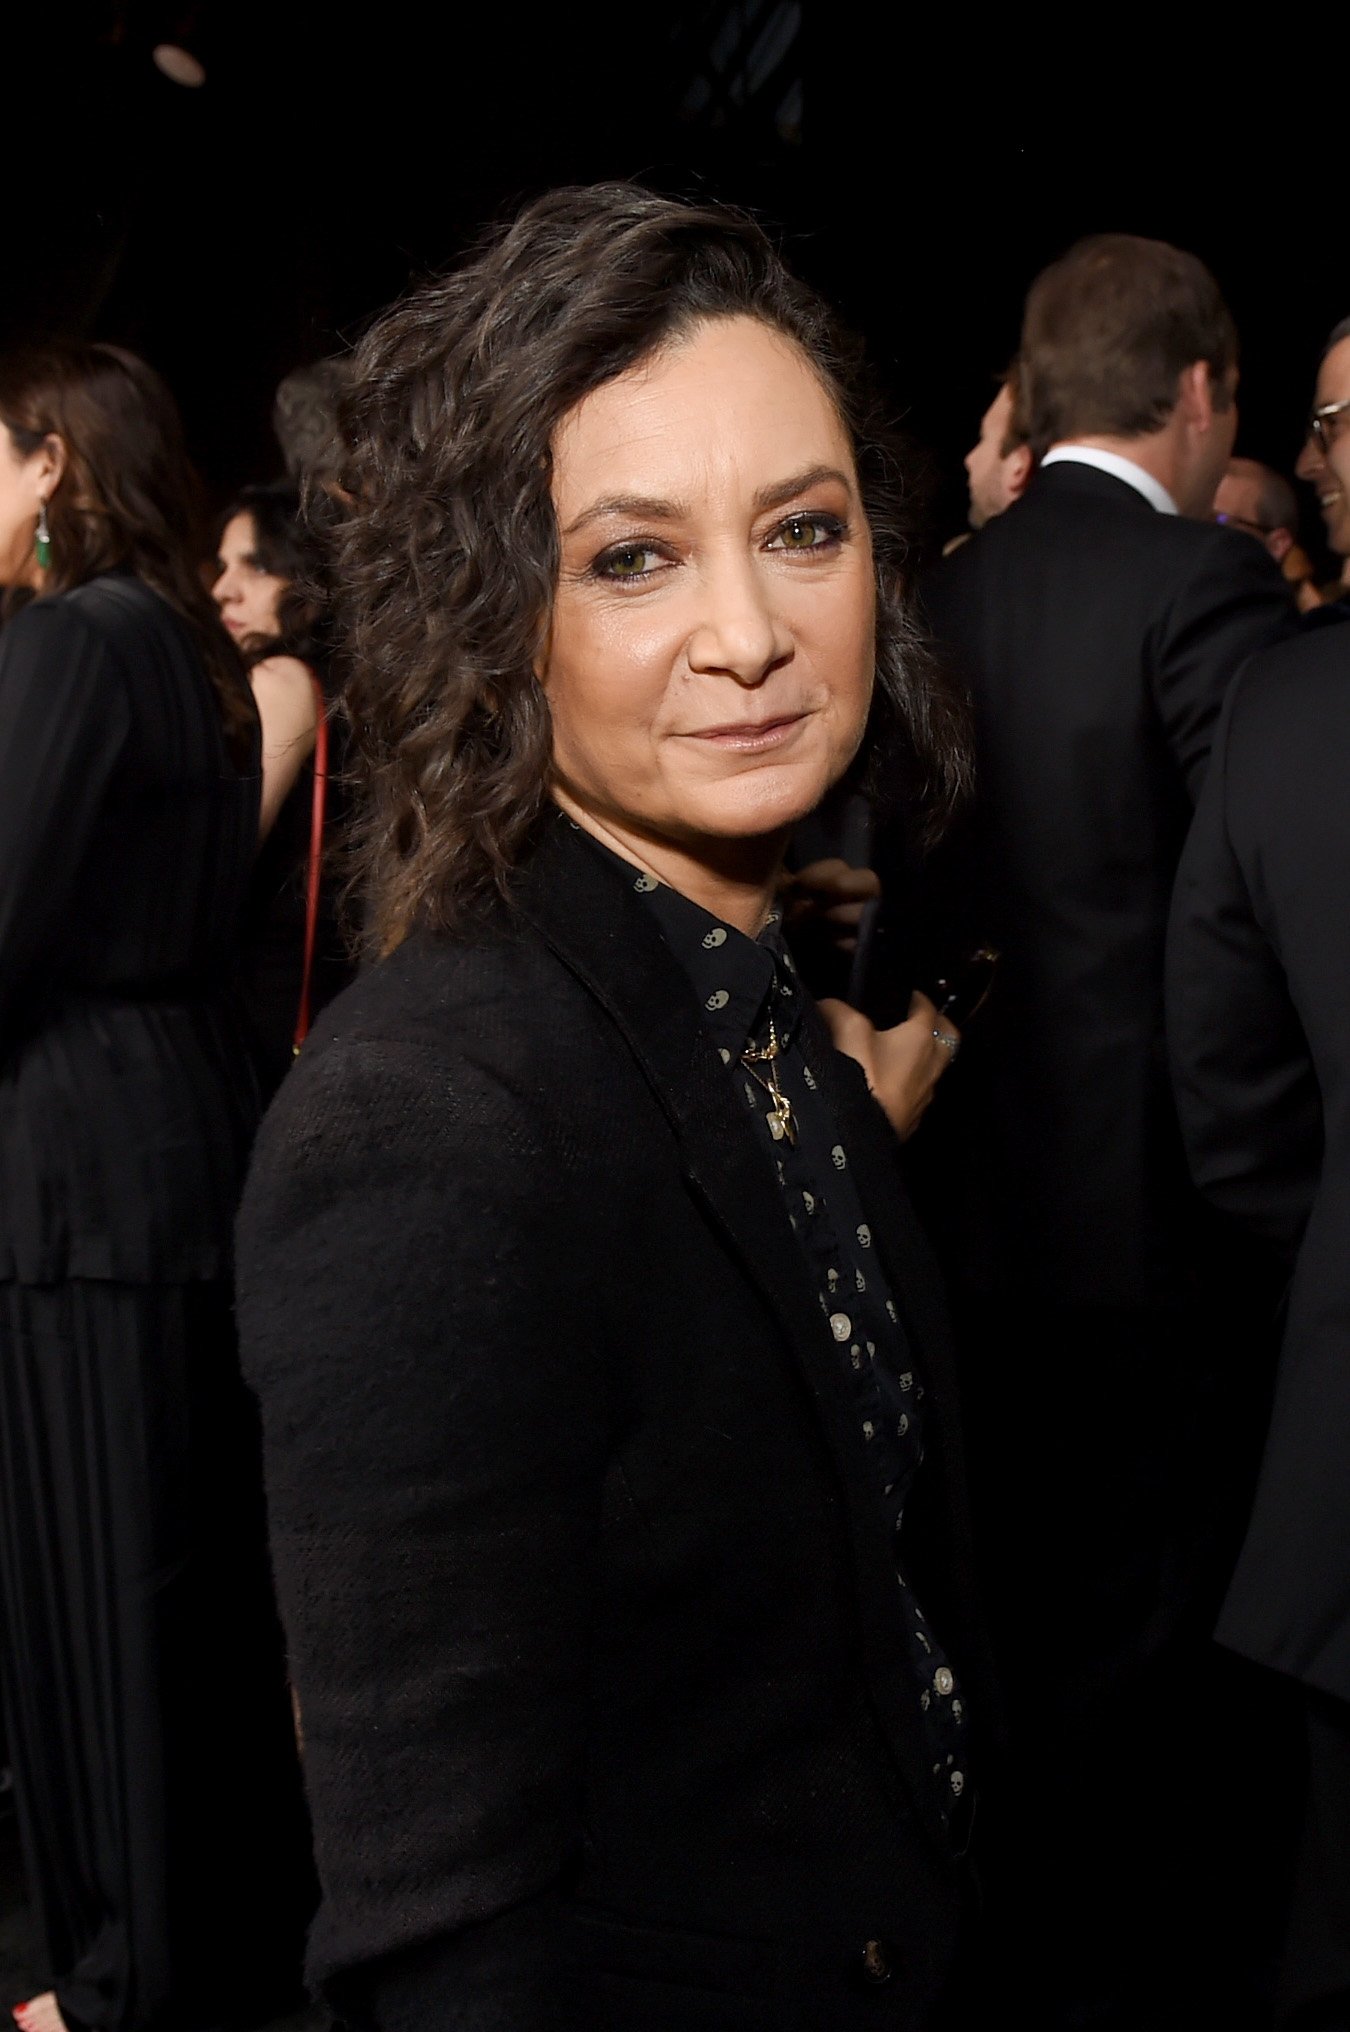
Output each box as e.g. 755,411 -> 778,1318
0,342 -> 255,763
336,183 -> 970,954
216,480 -> 330,673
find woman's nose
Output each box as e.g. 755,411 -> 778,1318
687,556 -> 792,685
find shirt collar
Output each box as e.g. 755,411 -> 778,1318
566,819 -> 800,1060
1041,444 -> 1179,516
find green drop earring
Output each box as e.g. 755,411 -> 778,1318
35,501 -> 51,571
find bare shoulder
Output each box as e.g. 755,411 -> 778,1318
250,653 -> 319,716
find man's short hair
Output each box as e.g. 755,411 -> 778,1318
999,365 -> 1030,457
1321,316 -> 1350,360
1018,234 -> 1238,456
273,356 -> 349,484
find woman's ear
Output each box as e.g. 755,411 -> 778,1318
34,433 -> 67,501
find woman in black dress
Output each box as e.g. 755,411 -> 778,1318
237,187 -> 984,2031
212,482 -> 354,1095
0,346 -> 311,2032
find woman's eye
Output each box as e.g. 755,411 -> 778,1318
594,543 -> 662,581
768,513 -> 844,553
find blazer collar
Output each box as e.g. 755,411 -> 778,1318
514,813 -> 961,1851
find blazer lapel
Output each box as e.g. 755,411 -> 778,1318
515,821 -> 960,1848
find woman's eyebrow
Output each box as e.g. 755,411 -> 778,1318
563,494 -> 687,536
563,465 -> 853,538
754,464 -> 853,511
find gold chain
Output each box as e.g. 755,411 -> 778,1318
740,1018 -> 798,1145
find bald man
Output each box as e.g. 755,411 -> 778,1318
1212,458 -> 1320,610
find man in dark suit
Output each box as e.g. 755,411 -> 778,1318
1168,589 -> 1350,2031
913,235 -> 1296,2024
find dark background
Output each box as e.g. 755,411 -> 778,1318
13,6 -> 1341,545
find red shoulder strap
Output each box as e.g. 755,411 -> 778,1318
292,676 -> 330,1056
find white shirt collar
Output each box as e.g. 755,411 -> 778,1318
1040,444 -> 1179,516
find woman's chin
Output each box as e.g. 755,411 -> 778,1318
677,759 -> 846,843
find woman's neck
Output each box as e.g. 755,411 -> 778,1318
552,793 -> 784,938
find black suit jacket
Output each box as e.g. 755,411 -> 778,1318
919,461 -> 1293,1306
0,573 -> 260,1281
1167,629 -> 1350,1702
235,818 -> 984,2032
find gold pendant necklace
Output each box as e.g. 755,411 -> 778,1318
741,1018 -> 798,1145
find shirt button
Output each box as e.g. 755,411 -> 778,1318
934,1667 -> 954,1696
829,1312 -> 852,1341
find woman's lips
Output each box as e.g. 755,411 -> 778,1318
684,714 -> 807,752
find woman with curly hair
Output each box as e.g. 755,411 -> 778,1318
212,481 -> 354,1093
238,185 -> 984,2031
0,347 -> 312,2032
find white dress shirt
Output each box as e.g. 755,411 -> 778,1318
1041,444 -> 1179,516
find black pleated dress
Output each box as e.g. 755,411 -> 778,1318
0,574 -> 314,2031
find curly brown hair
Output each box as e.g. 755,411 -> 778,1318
336,183 -> 970,954
0,343 -> 256,765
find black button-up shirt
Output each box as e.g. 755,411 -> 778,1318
579,826 -> 969,1821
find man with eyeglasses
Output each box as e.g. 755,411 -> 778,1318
1295,316 -> 1350,617
1213,456 -> 1322,612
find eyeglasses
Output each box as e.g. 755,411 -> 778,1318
1309,396 -> 1350,453
1214,512 -> 1274,538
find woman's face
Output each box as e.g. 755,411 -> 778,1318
212,512 -> 288,648
0,428 -> 55,591
541,316 -> 876,867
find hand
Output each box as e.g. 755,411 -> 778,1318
779,858 -> 882,957
817,991 -> 959,1142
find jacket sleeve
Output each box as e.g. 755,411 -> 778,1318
1149,531 -> 1293,801
1166,679 -> 1322,1257
235,1033 -> 615,2031
0,600 -> 132,1042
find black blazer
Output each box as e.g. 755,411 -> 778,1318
1167,629 -> 1350,1703
0,573 -> 260,1281
236,817 -> 985,2032
918,461 -> 1293,1306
